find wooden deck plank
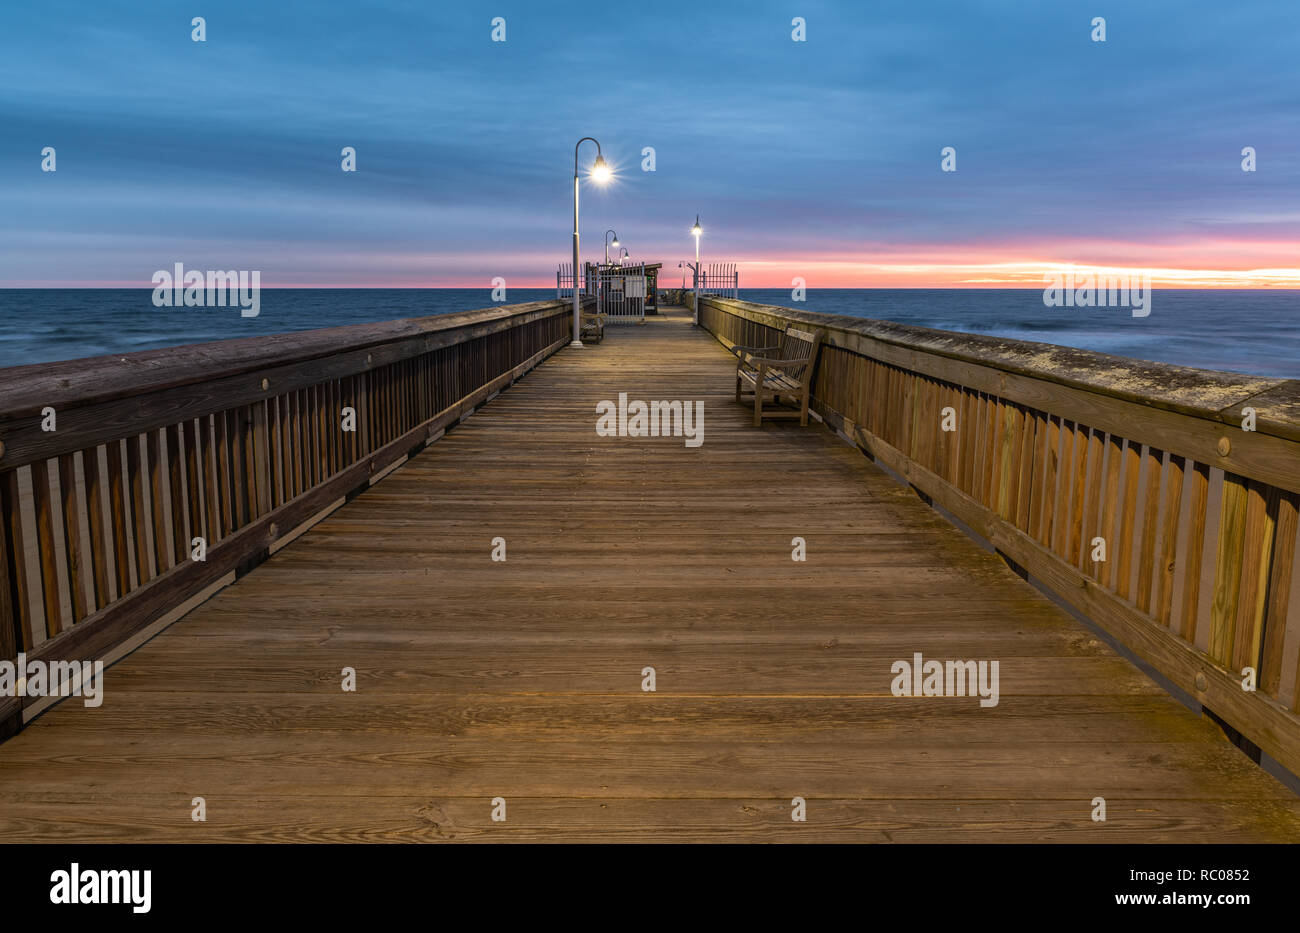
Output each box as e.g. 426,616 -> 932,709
0,794 -> 1289,844
1,308 -> 1296,842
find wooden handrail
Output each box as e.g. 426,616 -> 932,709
0,299 -> 578,737
694,293 -> 1300,777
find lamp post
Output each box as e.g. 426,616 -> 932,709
619,247 -> 630,265
691,214 -> 702,325
604,230 -> 619,266
572,137 -> 611,347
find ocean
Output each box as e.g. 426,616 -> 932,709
0,288 -> 1296,379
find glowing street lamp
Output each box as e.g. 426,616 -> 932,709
572,137 -> 611,347
619,247 -> 630,265
691,214 -> 702,324
604,230 -> 619,265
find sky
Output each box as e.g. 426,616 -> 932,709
2,0 -> 1299,288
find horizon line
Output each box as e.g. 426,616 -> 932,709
4,283 -> 1300,291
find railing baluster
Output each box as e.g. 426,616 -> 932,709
183,419 -> 206,550
82,446 -> 112,609
30,460 -> 63,636
1079,429 -> 1105,573
1136,447 -> 1165,613
268,396 -> 283,510
143,430 -> 169,572
56,453 -> 88,623
165,424 -> 188,567
202,414 -> 225,543
1,469 -> 31,653
1210,472 -> 1250,664
1231,480 -> 1272,672
1154,453 -> 1185,625
106,439 -> 134,594
1261,492 -> 1298,696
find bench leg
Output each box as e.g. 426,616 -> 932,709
799,392 -> 809,426
753,390 -> 763,427
735,372 -> 741,404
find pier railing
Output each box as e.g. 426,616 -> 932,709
692,294 -> 1300,776
0,298 -> 578,736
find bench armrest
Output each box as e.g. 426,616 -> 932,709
743,355 -> 810,371
731,343 -> 779,359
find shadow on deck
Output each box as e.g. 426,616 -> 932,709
0,308 -> 1296,842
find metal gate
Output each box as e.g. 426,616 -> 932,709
698,262 -> 739,298
597,262 -> 647,324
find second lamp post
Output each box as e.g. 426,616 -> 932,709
572,137 -> 611,347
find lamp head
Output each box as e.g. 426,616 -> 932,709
590,155 -> 611,183
611,236 -> 619,249
691,214 -> 702,237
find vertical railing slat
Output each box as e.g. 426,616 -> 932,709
1231,481 -> 1273,673
165,424 -> 188,567
30,459 -> 64,636
183,419 -> 206,552
82,446 -> 112,609
106,440 -> 133,595
56,452 -> 88,624
1156,454 -> 1186,626
1135,446 -> 1165,612
145,430 -> 171,574
0,470 -> 31,654
1261,492 -> 1298,697
1210,473 -> 1250,664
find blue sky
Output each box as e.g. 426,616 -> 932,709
2,0 -> 1298,286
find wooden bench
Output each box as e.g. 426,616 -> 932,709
732,325 -> 822,426
580,309 -> 607,343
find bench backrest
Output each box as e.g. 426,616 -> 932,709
778,326 -> 822,383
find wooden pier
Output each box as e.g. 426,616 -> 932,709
0,300 -> 1297,842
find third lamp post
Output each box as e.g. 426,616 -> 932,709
691,214 -> 702,324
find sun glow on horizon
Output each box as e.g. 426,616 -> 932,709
729,258 -> 1300,289
9,248 -> 1300,290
